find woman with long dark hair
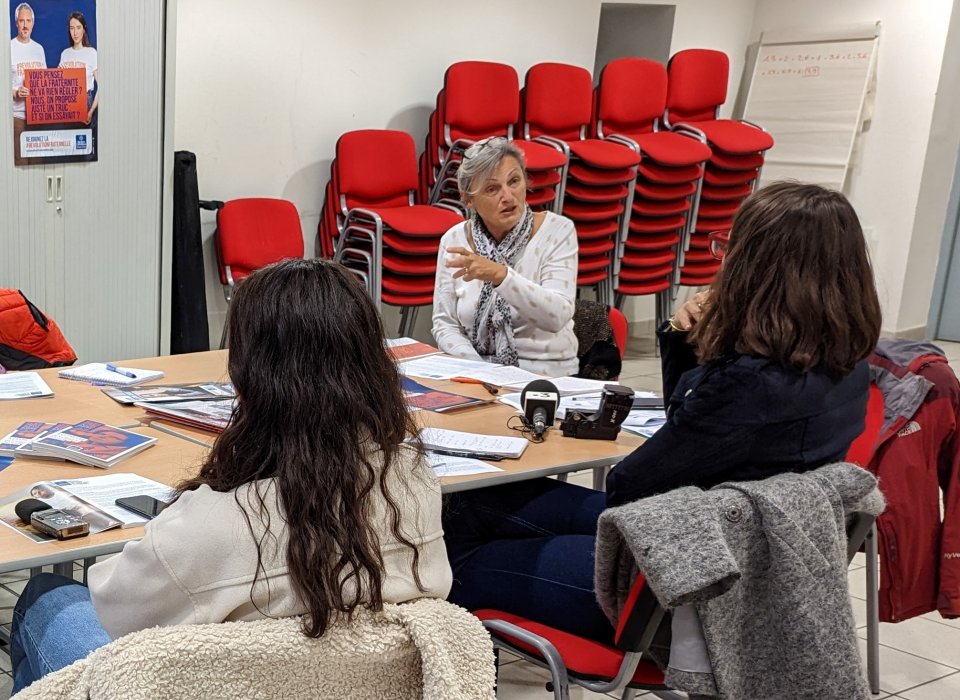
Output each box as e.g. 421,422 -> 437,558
10,259 -> 452,692
442,181 -> 883,642
58,11 -> 98,127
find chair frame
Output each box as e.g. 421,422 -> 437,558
481,511 -> 882,699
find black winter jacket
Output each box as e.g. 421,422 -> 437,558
605,323 -> 869,507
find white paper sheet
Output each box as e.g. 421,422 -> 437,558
0,372 -> 54,400
418,428 -> 528,458
397,355 -> 496,380
426,453 -> 504,477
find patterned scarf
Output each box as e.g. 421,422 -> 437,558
469,206 -> 534,366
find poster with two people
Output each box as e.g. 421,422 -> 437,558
9,0 -> 97,165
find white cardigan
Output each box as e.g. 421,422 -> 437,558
431,212 -> 580,377
87,445 -> 452,639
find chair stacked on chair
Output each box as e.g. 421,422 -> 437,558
522,62 -> 641,307
664,48 -> 774,289
418,61 -> 568,213
594,57 -> 712,325
329,129 -> 463,335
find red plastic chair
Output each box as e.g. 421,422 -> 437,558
595,57 -> 712,324
523,62 -> 641,305
421,62 -> 568,212
331,129 -> 463,335
608,306 -> 628,361
214,198 -> 305,347
664,49 -> 774,292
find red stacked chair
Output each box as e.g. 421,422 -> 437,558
522,62 -> 640,306
665,49 -> 774,288
317,161 -> 341,259
594,57 -> 712,323
419,61 -> 567,212
331,129 -> 463,335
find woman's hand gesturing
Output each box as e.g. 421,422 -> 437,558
445,247 -> 507,285
669,290 -> 712,332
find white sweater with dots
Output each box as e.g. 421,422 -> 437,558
431,212 -> 579,377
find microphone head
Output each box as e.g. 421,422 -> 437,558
521,379 -> 560,427
15,498 -> 52,524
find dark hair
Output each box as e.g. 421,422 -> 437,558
690,181 -> 882,374
67,11 -> 91,48
176,259 -> 424,637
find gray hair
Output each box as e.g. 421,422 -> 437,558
457,136 -> 527,197
14,3 -> 33,20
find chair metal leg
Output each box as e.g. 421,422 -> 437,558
52,561 -> 72,578
592,465 -> 609,491
219,320 -> 228,350
865,523 -> 881,694
82,557 -> 97,585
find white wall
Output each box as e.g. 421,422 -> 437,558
174,0 -> 757,343
748,0 -> 955,335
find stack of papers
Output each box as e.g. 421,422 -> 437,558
103,382 -> 235,405
1,421 -> 69,458
59,363 -> 164,387
0,372 -> 53,400
23,420 -> 157,468
136,398 -> 235,433
401,378 -> 489,413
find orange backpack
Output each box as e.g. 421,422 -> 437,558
0,289 -> 76,370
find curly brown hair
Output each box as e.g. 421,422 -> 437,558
689,181 -> 881,374
176,259 -> 424,637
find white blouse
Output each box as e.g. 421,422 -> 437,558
432,211 -> 579,377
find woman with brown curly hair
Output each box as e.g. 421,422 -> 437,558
442,181 -> 882,642
10,259 -> 452,692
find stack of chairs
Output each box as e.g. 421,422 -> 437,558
418,61 -> 568,212
594,57 -> 712,324
522,62 -> 641,306
664,48 -> 774,288
329,129 -> 463,335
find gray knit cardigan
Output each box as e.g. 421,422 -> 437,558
595,462 -> 885,699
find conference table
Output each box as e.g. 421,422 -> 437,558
0,350 -> 643,577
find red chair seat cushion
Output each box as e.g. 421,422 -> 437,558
635,180 -> 696,200
575,220 -> 620,239
623,231 -> 681,250
710,151 -> 765,170
565,182 -> 630,203
678,119 -> 774,154
629,214 -> 686,233
703,168 -> 757,187
514,139 -> 568,170
638,162 -> 703,185
369,205 -> 463,236
563,201 -> 625,222
632,131 -> 711,166
567,140 -> 640,169
569,163 -> 636,185
617,278 -> 671,295
700,183 -> 754,201
578,268 -> 611,285
632,198 -> 691,216
474,610 -> 666,687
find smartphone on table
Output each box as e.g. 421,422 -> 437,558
115,495 -> 170,520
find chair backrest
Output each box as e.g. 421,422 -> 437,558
608,306 -> 628,360
596,57 -> 667,137
215,198 -> 304,285
336,129 -> 418,208
11,601 -> 497,700
666,48 -> 729,123
523,62 -> 593,140
443,61 -> 519,140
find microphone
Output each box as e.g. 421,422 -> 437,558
521,379 -> 559,439
15,498 -> 90,540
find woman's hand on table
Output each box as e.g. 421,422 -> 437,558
445,247 -> 507,285
669,290 -> 712,331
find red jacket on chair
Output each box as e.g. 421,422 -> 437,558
867,339 -> 960,622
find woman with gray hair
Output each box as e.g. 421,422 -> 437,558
432,136 -> 579,375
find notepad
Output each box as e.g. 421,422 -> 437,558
418,428 -> 528,459
58,363 -> 164,387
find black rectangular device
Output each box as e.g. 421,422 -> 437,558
115,495 -> 170,520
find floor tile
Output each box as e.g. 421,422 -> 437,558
856,638 -> 956,694
0,653 -> 10,673
859,616 -> 960,669
897,670 -> 960,699
0,674 -> 10,700
920,611 -> 960,630
848,566 -> 868,601
849,551 -> 866,570
851,596 -> 868,628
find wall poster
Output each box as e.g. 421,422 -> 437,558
9,0 -> 98,165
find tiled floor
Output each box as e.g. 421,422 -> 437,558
2,339 -> 959,699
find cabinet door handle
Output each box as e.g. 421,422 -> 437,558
46,175 -> 54,202
55,175 -> 63,202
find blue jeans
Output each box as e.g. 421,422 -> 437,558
443,478 -> 614,643
10,573 -> 111,694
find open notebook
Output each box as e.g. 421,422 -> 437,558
58,363 -> 164,387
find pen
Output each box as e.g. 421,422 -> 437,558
106,364 -> 137,379
429,449 -> 504,462
450,377 -> 500,395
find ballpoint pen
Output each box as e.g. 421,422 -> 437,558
429,449 -> 504,462
105,363 -> 137,379
449,377 -> 500,395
